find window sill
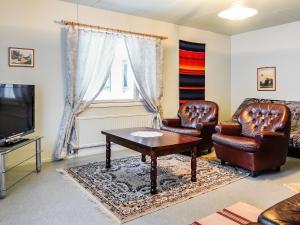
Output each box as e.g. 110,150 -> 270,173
90,100 -> 144,108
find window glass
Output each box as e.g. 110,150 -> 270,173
96,38 -> 138,101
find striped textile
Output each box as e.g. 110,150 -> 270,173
191,202 -> 262,225
179,40 -> 205,104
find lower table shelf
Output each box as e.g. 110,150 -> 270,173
0,136 -> 42,198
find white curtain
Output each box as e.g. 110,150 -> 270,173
124,36 -> 163,128
54,26 -> 117,160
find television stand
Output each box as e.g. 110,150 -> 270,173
0,136 -> 42,198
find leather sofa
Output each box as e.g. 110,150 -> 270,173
248,193 -> 300,225
212,102 -> 291,176
161,100 -> 218,154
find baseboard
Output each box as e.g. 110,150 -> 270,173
68,145 -> 126,159
42,157 -> 53,163
40,145 -> 127,163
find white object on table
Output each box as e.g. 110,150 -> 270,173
130,131 -> 163,138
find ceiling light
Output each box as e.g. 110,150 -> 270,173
218,5 -> 258,20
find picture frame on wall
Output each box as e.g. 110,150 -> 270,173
8,47 -> 34,67
257,67 -> 276,91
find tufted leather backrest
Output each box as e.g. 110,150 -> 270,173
178,100 -> 218,128
238,103 -> 291,138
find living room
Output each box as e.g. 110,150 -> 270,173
0,0 -> 299,224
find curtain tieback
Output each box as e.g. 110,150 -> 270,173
151,111 -> 161,128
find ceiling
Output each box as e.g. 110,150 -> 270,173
62,0 -> 300,35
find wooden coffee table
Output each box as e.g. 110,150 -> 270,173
101,127 -> 201,194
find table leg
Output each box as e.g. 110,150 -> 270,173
141,154 -> 146,162
150,152 -> 157,194
0,154 -> 6,199
106,136 -> 111,169
36,138 -> 42,173
191,146 -> 197,182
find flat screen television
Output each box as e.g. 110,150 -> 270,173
0,84 -> 35,144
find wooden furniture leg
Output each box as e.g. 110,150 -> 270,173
141,154 -> 146,162
106,136 -> 111,169
191,146 -> 197,182
150,152 -> 157,194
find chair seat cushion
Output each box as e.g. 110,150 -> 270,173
212,133 -> 259,152
161,125 -> 201,137
258,193 -> 300,225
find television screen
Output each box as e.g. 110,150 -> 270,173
0,84 -> 35,140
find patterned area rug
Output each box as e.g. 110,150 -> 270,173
62,155 -> 249,223
191,202 -> 262,225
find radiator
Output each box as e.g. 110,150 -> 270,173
76,113 -> 153,149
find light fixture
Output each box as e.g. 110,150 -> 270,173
218,2 -> 257,21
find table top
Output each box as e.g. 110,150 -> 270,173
101,127 -> 201,150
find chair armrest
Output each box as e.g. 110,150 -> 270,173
161,118 -> 181,127
215,123 -> 241,136
255,131 -> 286,145
196,121 -> 216,130
197,121 -> 217,139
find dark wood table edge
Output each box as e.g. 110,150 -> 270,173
101,130 -> 200,152
101,130 -> 201,194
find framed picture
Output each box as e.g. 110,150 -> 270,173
257,67 -> 276,91
8,47 -> 34,67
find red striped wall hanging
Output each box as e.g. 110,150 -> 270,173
179,40 -> 206,104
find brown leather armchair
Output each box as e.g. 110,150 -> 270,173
212,103 -> 291,177
161,100 -> 219,154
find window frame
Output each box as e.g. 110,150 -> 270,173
90,99 -> 144,108
93,88 -> 141,105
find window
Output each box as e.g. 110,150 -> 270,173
96,38 -> 139,101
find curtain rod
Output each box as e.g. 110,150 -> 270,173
61,20 -> 168,40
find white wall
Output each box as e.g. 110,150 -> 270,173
231,21 -> 300,113
0,0 -> 231,160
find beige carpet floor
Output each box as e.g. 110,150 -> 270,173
0,147 -> 299,225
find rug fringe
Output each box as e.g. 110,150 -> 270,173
56,168 -> 121,225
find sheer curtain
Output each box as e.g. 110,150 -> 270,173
54,26 -> 117,160
124,36 -> 163,128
